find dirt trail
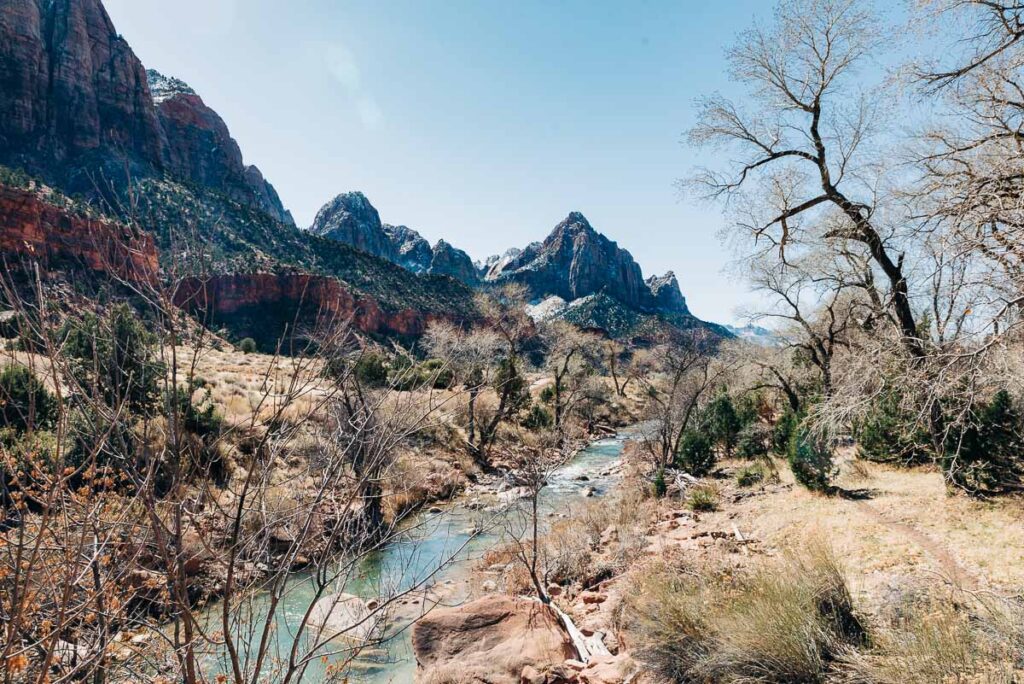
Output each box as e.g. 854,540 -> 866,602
852,499 -> 980,590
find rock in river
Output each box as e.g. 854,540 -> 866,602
412,595 -> 578,683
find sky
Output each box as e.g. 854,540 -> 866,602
103,0 -> 772,325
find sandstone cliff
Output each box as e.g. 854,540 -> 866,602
173,272 -> 441,345
0,183 -> 158,284
0,0 -> 165,184
0,0 -> 293,224
147,70 -> 293,225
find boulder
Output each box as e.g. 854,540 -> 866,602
309,593 -> 377,644
576,654 -> 635,684
412,595 -> 578,683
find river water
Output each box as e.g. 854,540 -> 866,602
198,435 -> 627,683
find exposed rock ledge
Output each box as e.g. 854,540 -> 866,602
0,184 -> 158,283
173,273 -> 442,340
412,595 -> 578,683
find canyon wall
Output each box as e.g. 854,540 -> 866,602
0,184 -> 158,283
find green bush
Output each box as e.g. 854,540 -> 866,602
736,462 -> 775,487
62,305 -> 163,415
164,383 -> 223,438
420,359 -> 455,389
0,365 -> 56,432
676,430 -> 716,477
773,408 -> 799,454
788,426 -> 836,492
653,467 -> 668,498
942,390 -> 1023,496
736,422 -> 771,460
354,352 -> 388,388
493,357 -> 530,414
706,392 -> 742,456
238,337 -> 258,354
686,484 -> 719,511
858,389 -> 932,464
522,403 -> 553,431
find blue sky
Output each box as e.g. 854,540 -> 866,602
104,0 -> 771,324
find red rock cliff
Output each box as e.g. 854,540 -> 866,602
0,184 -> 158,283
173,273 -> 436,338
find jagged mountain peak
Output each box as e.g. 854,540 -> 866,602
145,69 -> 196,103
646,271 -> 689,314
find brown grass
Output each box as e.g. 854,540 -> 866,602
695,457 -> 1024,603
838,590 -> 1024,683
621,538 -> 864,682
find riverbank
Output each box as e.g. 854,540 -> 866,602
418,445 -> 1024,683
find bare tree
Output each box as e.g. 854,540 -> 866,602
539,320 -> 603,433
638,332 -> 723,468
688,0 -> 929,361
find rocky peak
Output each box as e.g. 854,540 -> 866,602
146,68 -> 294,225
429,239 -> 480,285
145,69 -> 195,103
310,192 -> 396,261
383,224 -> 432,273
645,271 -> 689,314
487,212 -> 648,309
0,0 -> 166,182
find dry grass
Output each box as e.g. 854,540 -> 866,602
696,457 -> 1024,604
621,538 -> 863,682
838,590 -> 1024,683
686,483 -> 720,512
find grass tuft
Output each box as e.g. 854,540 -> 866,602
622,538 -> 864,683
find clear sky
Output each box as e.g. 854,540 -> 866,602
104,0 -> 771,324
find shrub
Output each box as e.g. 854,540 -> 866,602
736,422 -> 771,460
772,408 -> 799,454
0,365 -> 56,432
653,467 -> 668,498
353,352 -> 388,388
686,483 -> 719,511
622,539 -> 864,682
942,390 -> 1024,496
839,592 -> 1023,684
736,461 -> 778,488
522,403 -> 553,431
676,430 -> 715,476
62,305 -> 163,415
788,426 -> 836,492
238,337 -> 258,354
706,392 -> 742,456
420,359 -> 455,389
164,383 -> 223,438
858,389 -> 932,465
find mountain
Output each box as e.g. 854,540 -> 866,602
0,0 -> 292,224
310,191 -> 396,261
724,324 -> 779,346
0,0 -> 475,347
0,0 -> 164,184
146,70 -> 293,225
310,192 -> 481,285
429,240 -> 479,284
384,224 -> 433,273
0,0 -> 716,345
485,212 -> 689,315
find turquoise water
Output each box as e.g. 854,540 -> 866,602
197,436 -> 627,683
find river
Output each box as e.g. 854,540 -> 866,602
196,434 -> 628,683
